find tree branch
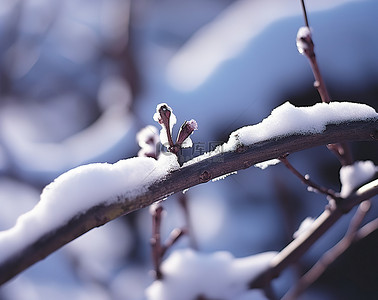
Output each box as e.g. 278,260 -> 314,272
0,119 -> 377,285
249,179 -> 378,290
281,200 -> 371,300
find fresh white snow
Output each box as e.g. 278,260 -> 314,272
184,101 -> 377,167
145,248 -> 276,300
339,160 -> 377,198
254,159 -> 281,170
223,101 -> 377,152
0,153 -> 179,264
293,217 -> 315,239
212,171 -> 238,182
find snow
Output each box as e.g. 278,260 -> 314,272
293,217 -> 315,239
296,26 -> 312,54
339,160 -> 378,198
212,171 -> 238,182
254,159 -> 281,170
223,101 -> 377,152
0,153 -> 179,264
145,248 -> 276,300
184,101 -> 377,167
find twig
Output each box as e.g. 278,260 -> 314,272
178,193 -> 198,250
281,200 -> 371,300
356,217 -> 378,240
300,0 -> 309,27
249,179 -> 378,289
0,119 -> 376,285
161,228 -> 186,258
326,142 -> 353,166
150,203 -> 164,279
150,204 -> 186,279
298,0 -> 354,166
298,2 -> 330,104
279,155 -> 340,201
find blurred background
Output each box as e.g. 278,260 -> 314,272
0,0 -> 377,299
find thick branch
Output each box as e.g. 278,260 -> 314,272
0,119 -> 377,285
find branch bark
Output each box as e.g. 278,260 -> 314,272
0,119 -> 377,285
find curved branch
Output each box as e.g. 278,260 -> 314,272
0,119 -> 377,285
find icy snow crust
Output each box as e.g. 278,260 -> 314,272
0,154 -> 179,264
145,248 -> 276,300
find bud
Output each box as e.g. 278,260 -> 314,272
176,119 -> 198,148
153,103 -> 176,148
296,26 -> 314,56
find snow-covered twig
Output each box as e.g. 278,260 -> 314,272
297,1 -> 354,166
281,200 -> 372,300
0,103 -> 376,285
249,179 -> 378,290
296,23 -> 330,104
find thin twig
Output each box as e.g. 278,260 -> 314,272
178,193 -> 198,250
161,227 -> 186,257
281,201 -> 371,300
356,217 -> 378,240
249,180 -> 378,289
150,204 -> 164,279
150,204 -> 187,279
300,0 -> 309,28
326,142 -> 354,166
299,0 -> 355,166
279,155 -> 340,201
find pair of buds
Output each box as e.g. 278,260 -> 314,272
137,103 -> 198,159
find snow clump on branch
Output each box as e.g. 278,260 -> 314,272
0,153 -> 180,265
145,248 -> 276,300
339,160 -> 378,198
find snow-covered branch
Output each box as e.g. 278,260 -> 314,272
0,102 -> 377,285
